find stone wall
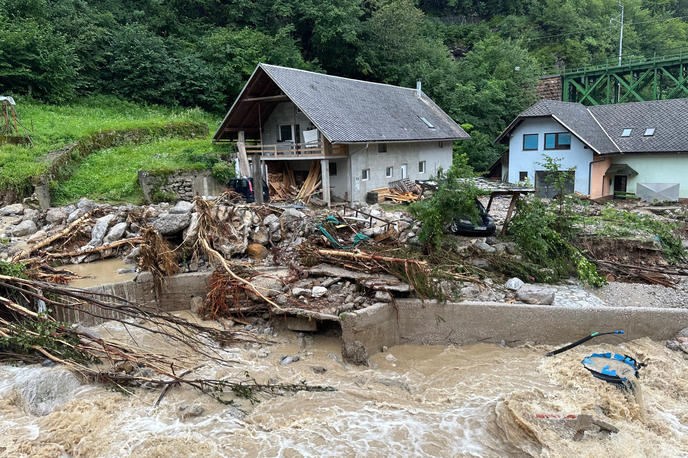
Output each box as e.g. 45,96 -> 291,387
536,75 -> 563,101
138,169 -> 225,204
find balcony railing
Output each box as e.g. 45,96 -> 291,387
245,142 -> 347,158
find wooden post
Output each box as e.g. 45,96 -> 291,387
320,159 -> 331,207
252,153 -> 264,205
236,131 -> 251,178
486,193 -> 495,212
501,194 -> 519,235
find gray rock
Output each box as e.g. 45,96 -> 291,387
292,287 -> 311,298
505,277 -> 525,291
248,275 -> 284,301
666,340 -> 680,351
470,259 -> 493,271
46,208 -> 67,224
66,209 -> 83,224
76,198 -> 95,213
263,214 -> 280,231
115,267 -> 137,275
321,277 -> 341,288
11,220 -> 37,237
124,246 -> 141,265
280,356 -> 294,366
182,212 -> 199,242
27,230 -> 47,243
103,222 -> 128,244
170,201 -> 194,214
87,214 -> 115,247
675,327 -> 688,339
17,368 -> 81,416
0,203 -> 24,216
374,291 -> 393,303
516,284 -> 556,305
474,241 -> 496,253
311,286 -> 328,298
679,342 -> 688,355
153,212 -> 192,235
310,366 -> 327,374
341,340 -> 369,366
460,284 -> 481,299
22,208 -> 40,223
281,208 -> 305,222
485,236 -> 498,245
189,296 -> 204,315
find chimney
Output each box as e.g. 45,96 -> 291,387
416,80 -> 422,97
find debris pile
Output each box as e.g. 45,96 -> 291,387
372,179 -> 422,203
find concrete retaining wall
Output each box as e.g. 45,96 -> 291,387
53,271 -> 212,326
138,169 -> 224,204
341,299 -> 688,356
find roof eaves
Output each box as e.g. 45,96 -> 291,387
549,114 -> 603,155
212,64 -> 263,141
586,107 -> 621,154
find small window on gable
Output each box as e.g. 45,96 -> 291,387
362,169 -> 370,181
419,116 -> 435,128
419,161 -> 426,174
644,128 -> 656,136
621,128 -> 632,137
279,125 -> 293,142
378,143 -> 387,153
385,166 -> 393,178
523,134 -> 538,151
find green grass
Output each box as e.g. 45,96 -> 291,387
52,138 -> 231,204
0,95 -> 219,191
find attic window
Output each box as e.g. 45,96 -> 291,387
644,127 -> 656,136
621,128 -> 632,137
419,116 -> 435,129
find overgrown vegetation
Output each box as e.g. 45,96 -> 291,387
509,156 -> 606,286
409,155 -> 482,247
3,0 -> 686,172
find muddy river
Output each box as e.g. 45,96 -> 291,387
1,318 -> 687,458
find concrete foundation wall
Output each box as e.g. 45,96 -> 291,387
138,170 -> 225,204
341,299 -> 688,356
53,271 -> 212,326
349,141 -> 451,202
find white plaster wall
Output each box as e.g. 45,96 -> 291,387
349,141 -> 452,202
508,118 -> 593,194
262,102 -> 315,146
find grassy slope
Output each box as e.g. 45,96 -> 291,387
0,95 -> 217,191
52,138 -> 229,204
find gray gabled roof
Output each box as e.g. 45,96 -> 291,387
215,64 -> 469,144
496,98 -> 688,155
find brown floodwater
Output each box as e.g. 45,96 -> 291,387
1,317 -> 687,458
62,258 -> 137,288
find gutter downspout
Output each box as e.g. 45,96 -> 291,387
588,157 -> 606,196
349,143 -> 369,204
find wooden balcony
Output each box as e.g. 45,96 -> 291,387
245,141 -> 347,160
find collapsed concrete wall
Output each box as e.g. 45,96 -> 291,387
138,169 -> 224,204
341,299 -> 688,358
52,271 -> 212,326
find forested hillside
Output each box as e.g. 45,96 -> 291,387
2,0 -> 687,170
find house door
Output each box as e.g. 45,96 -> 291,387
613,175 -> 627,194
401,164 -> 407,179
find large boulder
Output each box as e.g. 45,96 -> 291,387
516,284 -> 556,305
46,207 -> 68,224
76,198 -> 95,213
170,201 -> 194,214
10,220 -> 38,237
87,214 -> 115,247
153,212 -> 192,235
281,208 -> 305,222
17,367 -> 82,416
246,243 -> 269,260
103,222 -> 128,244
505,277 -> 525,291
182,212 -> 199,242
0,203 -> 24,216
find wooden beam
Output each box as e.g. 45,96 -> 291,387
242,95 -> 290,103
223,127 -> 260,132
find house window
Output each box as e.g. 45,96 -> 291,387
378,143 -> 387,153
519,171 -> 528,181
523,134 -> 538,151
362,169 -> 370,181
279,125 -> 293,142
644,127 -> 655,136
544,132 -> 571,150
621,128 -> 632,137
329,162 -> 337,177
386,166 -> 393,178
419,161 -> 426,174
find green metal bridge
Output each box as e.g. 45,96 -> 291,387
557,50 -> 688,105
